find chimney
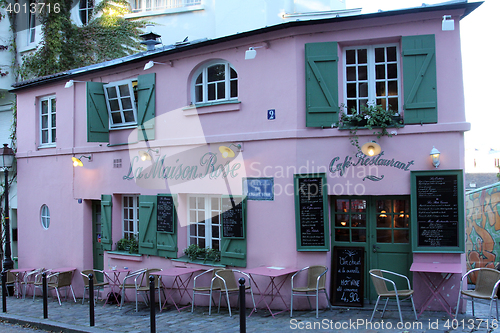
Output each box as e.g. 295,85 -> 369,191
140,24 -> 161,51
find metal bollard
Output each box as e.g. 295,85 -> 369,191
89,273 -> 95,327
239,277 -> 246,333
42,272 -> 48,319
150,275 -> 156,333
2,271 -> 6,312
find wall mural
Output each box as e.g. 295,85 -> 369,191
466,183 -> 500,283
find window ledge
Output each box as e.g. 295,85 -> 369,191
172,255 -> 225,267
124,4 -> 204,19
183,100 -> 241,116
107,251 -> 143,261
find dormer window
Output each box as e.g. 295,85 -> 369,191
193,61 -> 237,104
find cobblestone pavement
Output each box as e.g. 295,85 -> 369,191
0,295 -> 498,333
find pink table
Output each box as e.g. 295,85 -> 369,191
151,267 -> 202,312
243,266 -> 299,318
103,268 -> 130,305
9,268 -> 35,298
410,262 -> 462,319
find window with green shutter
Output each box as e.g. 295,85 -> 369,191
220,195 -> 247,267
100,194 -> 113,251
305,42 -> 339,128
86,73 -> 156,142
402,34 -> 437,124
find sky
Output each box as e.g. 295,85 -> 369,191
345,0 -> 499,152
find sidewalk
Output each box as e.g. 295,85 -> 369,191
0,295 -> 497,333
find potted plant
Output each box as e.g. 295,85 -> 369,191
184,244 -> 221,263
116,236 -> 139,254
340,104 -> 402,151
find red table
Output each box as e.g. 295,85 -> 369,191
243,266 -> 298,318
410,262 -> 462,319
9,268 -> 35,298
151,267 -> 202,312
103,268 -> 130,305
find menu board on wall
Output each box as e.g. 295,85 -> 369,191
157,195 -> 175,233
222,196 -> 245,238
411,170 -> 464,253
331,246 -> 364,307
294,174 -> 329,251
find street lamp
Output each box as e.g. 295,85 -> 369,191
0,144 -> 15,272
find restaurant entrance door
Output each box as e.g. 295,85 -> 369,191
331,196 -> 412,302
92,200 -> 104,272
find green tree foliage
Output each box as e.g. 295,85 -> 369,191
19,0 -> 146,80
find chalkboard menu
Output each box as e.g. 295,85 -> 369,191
294,174 -> 329,251
331,246 -> 364,307
222,196 -> 245,238
157,195 -> 175,233
411,170 -> 464,253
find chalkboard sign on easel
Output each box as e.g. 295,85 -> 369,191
411,170 -> 465,253
157,195 -> 175,233
331,246 -> 364,307
221,196 -> 245,238
294,174 -> 329,251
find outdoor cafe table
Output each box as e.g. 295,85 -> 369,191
103,268 -> 130,305
9,267 -> 35,298
243,266 -> 299,318
151,267 -> 202,312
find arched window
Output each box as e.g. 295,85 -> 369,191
40,204 -> 50,230
192,61 -> 237,104
79,0 -> 94,25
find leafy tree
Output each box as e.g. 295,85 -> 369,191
19,0 -> 146,80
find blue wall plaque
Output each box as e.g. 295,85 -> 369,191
243,178 -> 274,201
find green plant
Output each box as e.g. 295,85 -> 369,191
184,244 -> 221,262
116,236 -> 139,254
340,104 -> 402,151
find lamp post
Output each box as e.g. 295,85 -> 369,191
0,144 -> 15,272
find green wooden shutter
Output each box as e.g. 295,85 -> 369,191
101,195 -> 112,251
87,82 -> 109,142
157,194 -> 178,259
305,42 -> 339,128
139,195 -> 157,256
402,35 -> 438,124
137,73 -> 156,141
220,195 -> 247,267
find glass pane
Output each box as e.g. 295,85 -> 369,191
394,229 -> 409,243
230,68 -> 237,79
198,238 -> 206,248
106,87 -> 117,99
230,80 -> 237,98
335,214 -> 349,227
51,129 -> 56,142
335,229 -> 349,242
377,200 -> 392,213
212,239 -> 220,250
347,100 -> 356,113
351,214 -> 366,228
42,130 -> 48,143
387,64 -> 397,79
377,215 -> 391,228
346,67 -> 356,81
388,98 -> 398,112
198,224 -> 205,237
41,100 -> 48,114
111,112 -> 122,124
358,66 -> 367,80
208,64 -> 225,82
121,98 -> 132,110
190,210 -> 196,223
118,84 -> 130,97
352,229 -> 366,242
375,48 -> 385,63
109,99 -> 120,111
195,85 -> 203,102
41,115 -> 48,128
346,50 -> 355,64
375,65 -> 385,80
190,223 -> 197,236
211,197 -> 220,210
217,82 -> 225,99
388,81 -> 398,96
377,230 -> 392,243
198,211 -> 205,223
196,73 -> 202,84
387,47 -> 397,62
212,215 -> 219,225
359,82 -> 368,97
351,200 -> 366,212
347,83 -> 356,98
357,49 -> 367,64
189,197 -> 196,208
123,111 -> 135,123
394,215 -> 408,228
197,197 -> 204,209
376,82 -> 386,97
335,199 -> 349,212
207,83 -> 215,101
212,225 -> 219,238
51,113 -> 56,127
51,98 -> 56,113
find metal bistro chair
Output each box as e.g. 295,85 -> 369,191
47,270 -> 77,305
369,269 -> 417,323
213,269 -> 256,317
120,268 -> 163,312
191,269 -> 222,313
135,268 -> 165,311
81,269 -> 110,305
22,268 -> 46,299
290,265 -> 331,318
455,268 -> 500,321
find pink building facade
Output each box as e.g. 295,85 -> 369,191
12,2 -> 480,312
